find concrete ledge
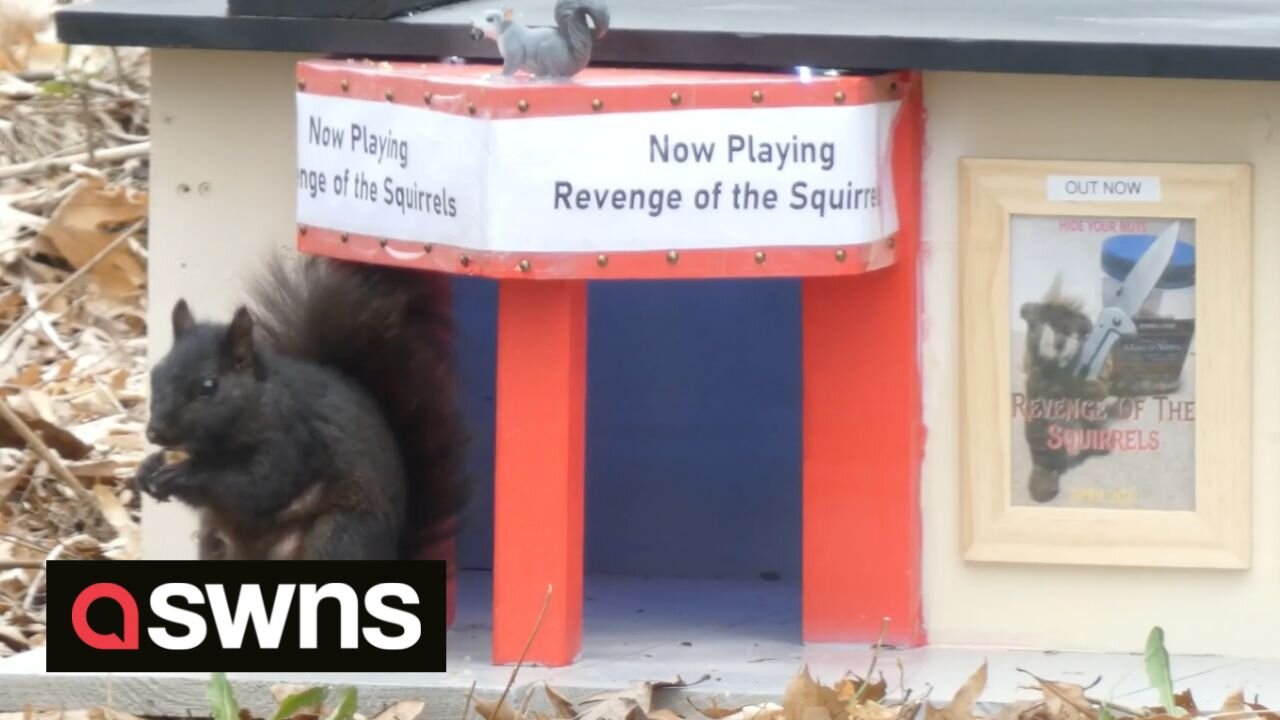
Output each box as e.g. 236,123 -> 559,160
3,573 -> 1276,716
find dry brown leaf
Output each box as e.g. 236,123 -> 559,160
93,483 -> 139,558
926,662 -> 987,720
544,684 -> 577,720
802,709 -> 831,720
846,703 -> 897,720
579,676 -> 711,720
370,701 -> 424,720
720,705 -> 785,720
782,667 -> 827,720
38,177 -> 146,296
1037,681 -> 1093,720
1173,690 -> 1198,717
0,402 -> 92,460
834,679 -> 858,703
691,705 -> 744,720
837,676 -> 888,706
11,363 -> 39,387
474,698 -> 523,720
1221,690 -> 1250,716
270,684 -> 321,709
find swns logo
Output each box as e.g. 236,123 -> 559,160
46,560 -> 446,672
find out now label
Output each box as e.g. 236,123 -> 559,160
1046,175 -> 1161,203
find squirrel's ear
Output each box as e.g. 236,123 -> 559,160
172,299 -> 195,339
502,7 -> 512,21
221,306 -> 257,375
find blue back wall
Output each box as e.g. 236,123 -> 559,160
449,276 -> 803,582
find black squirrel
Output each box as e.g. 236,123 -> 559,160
135,255 -> 468,561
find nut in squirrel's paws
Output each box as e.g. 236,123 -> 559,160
137,448 -> 189,501
163,448 -> 190,466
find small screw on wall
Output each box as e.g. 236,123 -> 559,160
834,90 -> 846,104
670,92 -> 682,106
592,98 -> 604,112
340,233 -> 350,243
518,259 -> 532,272
385,89 -> 395,102
341,79 -> 350,92
460,254 -> 471,267
666,250 -> 680,264
423,91 -> 433,104
754,251 -> 766,264
751,90 -> 764,104
835,248 -> 847,262
596,254 -> 609,267
297,78 -> 306,90
517,100 -> 529,113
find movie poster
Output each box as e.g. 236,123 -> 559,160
1008,215 -> 1197,511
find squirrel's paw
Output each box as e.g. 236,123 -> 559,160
135,451 -> 186,501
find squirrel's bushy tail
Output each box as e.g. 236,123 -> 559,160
247,254 -> 469,558
555,0 -> 609,70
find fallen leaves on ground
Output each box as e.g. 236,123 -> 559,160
0,0 -> 149,657
39,175 -> 147,295
451,628 -> 1274,720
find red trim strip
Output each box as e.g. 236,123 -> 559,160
297,227 -> 894,280
296,61 -> 906,120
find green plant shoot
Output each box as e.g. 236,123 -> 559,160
1144,626 -> 1185,717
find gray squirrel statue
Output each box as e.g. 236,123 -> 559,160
469,0 -> 610,80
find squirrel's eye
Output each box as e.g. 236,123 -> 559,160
198,377 -> 218,396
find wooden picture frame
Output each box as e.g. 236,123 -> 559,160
959,158 -> 1252,569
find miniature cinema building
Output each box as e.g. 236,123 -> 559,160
48,0 -> 1272,679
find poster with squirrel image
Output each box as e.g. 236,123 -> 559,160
1008,215 -> 1197,511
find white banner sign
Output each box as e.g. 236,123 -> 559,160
296,93 -> 902,253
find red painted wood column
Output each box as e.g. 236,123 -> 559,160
492,279 -> 588,665
800,73 -> 925,647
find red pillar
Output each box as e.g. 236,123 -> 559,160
800,72 -> 925,647
492,280 -> 588,665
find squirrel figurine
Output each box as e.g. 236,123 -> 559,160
135,255 -> 469,561
469,0 -> 610,80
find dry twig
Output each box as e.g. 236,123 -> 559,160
492,584 -> 555,718
0,141 -> 149,181
0,397 -> 101,512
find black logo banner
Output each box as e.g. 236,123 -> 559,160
45,560 -> 447,672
